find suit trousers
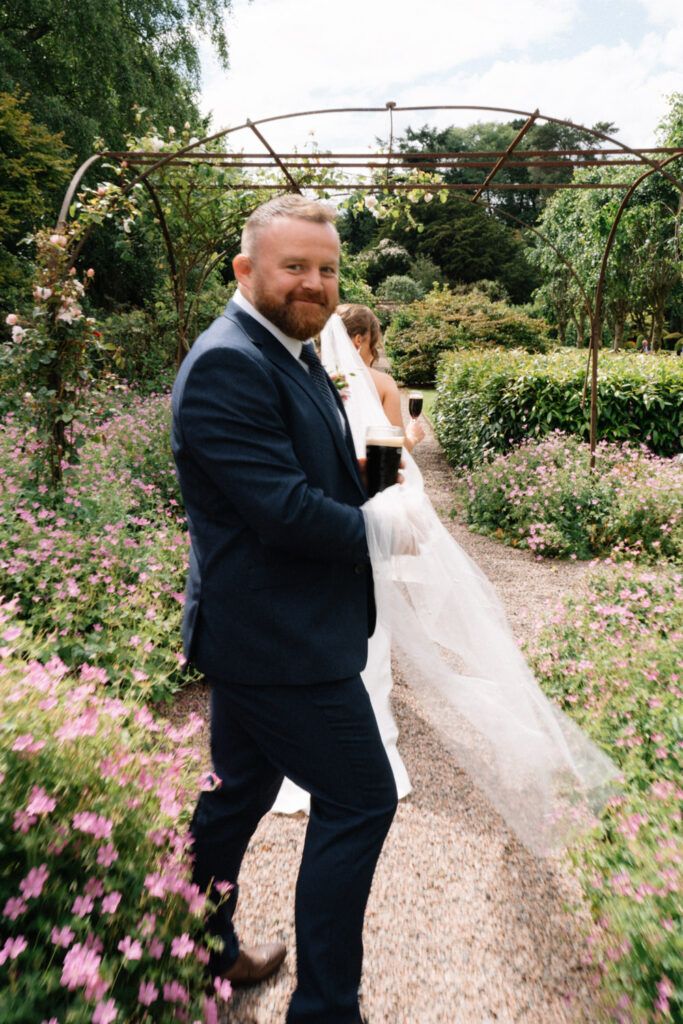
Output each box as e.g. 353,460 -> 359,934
190,674 -> 398,1024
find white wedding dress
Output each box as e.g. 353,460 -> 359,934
272,316 -> 618,853
271,333 -> 412,815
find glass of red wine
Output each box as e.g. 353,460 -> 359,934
408,391 -> 423,420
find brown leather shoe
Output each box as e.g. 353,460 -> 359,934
222,941 -> 286,987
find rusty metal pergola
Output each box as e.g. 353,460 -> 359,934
57,103 -> 683,462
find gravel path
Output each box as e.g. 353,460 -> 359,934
170,409 -> 600,1024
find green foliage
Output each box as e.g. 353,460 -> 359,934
0,602 -> 228,1022
434,348 -> 683,467
396,117 -> 618,226
382,192 -> 539,302
0,91 -> 72,314
2,170 -> 141,485
96,308 -> 175,391
363,239 -> 412,289
408,253 -> 445,292
530,565 -> 682,1023
385,285 -> 550,385
0,0 -> 234,160
0,392 -> 190,703
339,244 -> 375,306
464,433 -> 683,561
376,275 -> 424,303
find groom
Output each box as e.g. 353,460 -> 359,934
171,195 -> 399,1023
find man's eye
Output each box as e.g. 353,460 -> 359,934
287,263 -> 303,271
321,267 -> 338,277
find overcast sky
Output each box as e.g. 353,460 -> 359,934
199,0 -> 683,153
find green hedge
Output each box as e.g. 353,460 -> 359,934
384,286 -> 550,386
434,348 -> 683,468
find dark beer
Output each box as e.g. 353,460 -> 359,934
408,391 -> 423,419
365,426 -> 403,497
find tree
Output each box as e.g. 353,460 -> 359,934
0,0 -> 234,160
0,91 -> 72,313
533,163 -> 683,350
385,193 -> 539,303
396,117 -> 617,226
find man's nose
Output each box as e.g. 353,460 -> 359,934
300,268 -> 324,292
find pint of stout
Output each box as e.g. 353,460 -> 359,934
365,425 -> 404,497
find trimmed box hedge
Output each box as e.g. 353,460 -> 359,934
433,348 -> 683,468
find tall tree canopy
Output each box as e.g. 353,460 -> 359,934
396,117 -> 617,226
0,0 -> 234,159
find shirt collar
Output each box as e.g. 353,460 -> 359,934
233,288 -> 305,361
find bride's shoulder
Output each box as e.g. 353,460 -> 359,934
369,367 -> 400,397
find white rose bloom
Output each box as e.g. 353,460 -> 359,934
364,194 -> 378,211
424,192 -> 434,203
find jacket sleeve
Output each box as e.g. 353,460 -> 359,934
178,343 -> 369,563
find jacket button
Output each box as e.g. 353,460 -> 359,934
354,563 -> 365,574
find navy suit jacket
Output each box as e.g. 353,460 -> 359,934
171,300 -> 375,686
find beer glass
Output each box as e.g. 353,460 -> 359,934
365,425 -> 404,497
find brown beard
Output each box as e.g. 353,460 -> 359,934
252,285 -> 337,341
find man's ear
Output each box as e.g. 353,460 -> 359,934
232,253 -> 252,286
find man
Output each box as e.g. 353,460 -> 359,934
171,195 -> 401,1024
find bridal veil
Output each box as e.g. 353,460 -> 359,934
321,313 -> 618,856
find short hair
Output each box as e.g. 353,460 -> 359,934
337,304 -> 382,365
241,194 -> 337,257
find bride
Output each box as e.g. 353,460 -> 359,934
272,305 -> 420,814
273,307 -> 617,853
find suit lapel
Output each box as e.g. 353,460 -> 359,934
224,302 -> 366,496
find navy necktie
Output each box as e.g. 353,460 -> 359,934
300,342 -> 343,431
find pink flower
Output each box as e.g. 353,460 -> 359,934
86,268 -> 95,278
101,892 -> 121,915
92,998 -> 117,1024
117,936 -> 142,961
20,863 -> 49,899
171,933 -> 195,958
51,925 -> 75,948
61,943 -> 102,991
12,733 -> 46,754
5,313 -> 18,325
204,996 -> 219,1024
138,981 -> 159,1006
72,894 -> 94,917
163,981 -> 189,1005
72,812 -> 113,840
139,912 -> 156,937
3,896 -> 27,920
26,786 -> 57,816
0,935 -> 27,963
214,976 -> 232,1001
148,937 -> 164,959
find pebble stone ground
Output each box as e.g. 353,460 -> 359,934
171,404 -> 601,1024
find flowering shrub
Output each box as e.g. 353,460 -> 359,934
385,286 -> 550,385
529,565 -> 682,1023
434,348 -> 683,467
0,391 -> 189,702
0,598 -> 229,1022
464,433 -> 683,561
1,175 -> 140,486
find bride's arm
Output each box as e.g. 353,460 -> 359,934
371,369 -> 424,452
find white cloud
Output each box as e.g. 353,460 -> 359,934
199,0 -> 682,152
